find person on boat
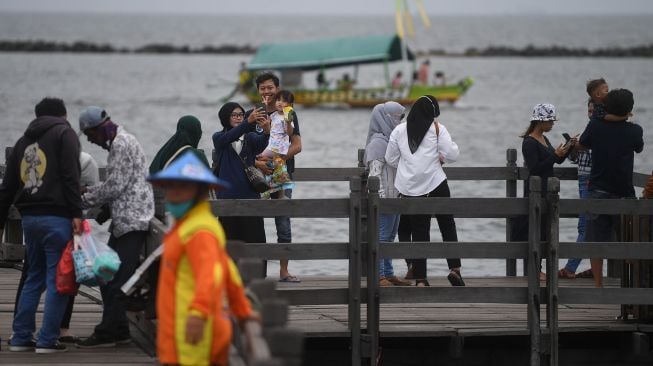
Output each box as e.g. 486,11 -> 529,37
213,102 -> 269,274
433,71 -> 446,86
391,71 -> 404,89
365,101 -> 412,287
238,61 -> 253,93
76,106 -> 154,348
243,72 -> 302,283
417,60 -> 430,85
579,89 -> 643,288
514,103 -> 573,281
147,150 -> 258,365
316,69 -> 328,90
385,95 -> 465,287
259,90 -> 296,200
1,97 -> 83,354
150,115 -> 210,175
337,73 -> 355,91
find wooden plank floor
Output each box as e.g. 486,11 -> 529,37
0,267 -> 635,364
0,267 -> 155,365
278,276 -> 630,338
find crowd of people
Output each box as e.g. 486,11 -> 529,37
0,71 -> 647,363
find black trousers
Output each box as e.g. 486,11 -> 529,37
94,230 -> 146,340
397,180 -> 461,280
219,216 -> 267,276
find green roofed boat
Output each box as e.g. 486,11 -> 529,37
240,34 -> 473,107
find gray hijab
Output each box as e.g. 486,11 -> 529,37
364,101 -> 405,163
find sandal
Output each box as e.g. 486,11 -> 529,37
415,279 -> 430,287
447,270 -> 466,287
576,269 -> 594,278
558,268 -> 576,279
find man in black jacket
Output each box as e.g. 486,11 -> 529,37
0,97 -> 82,353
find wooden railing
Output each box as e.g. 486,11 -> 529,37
2,147 -> 653,366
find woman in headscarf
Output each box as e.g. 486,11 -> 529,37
149,115 -> 209,174
212,102 -> 269,271
365,101 -> 412,287
385,95 -> 465,287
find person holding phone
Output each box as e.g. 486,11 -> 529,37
242,71 -> 302,282
515,103 -> 573,281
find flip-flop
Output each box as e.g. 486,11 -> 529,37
279,275 -> 301,283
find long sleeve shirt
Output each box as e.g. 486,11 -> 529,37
83,126 -> 154,237
385,122 -> 459,196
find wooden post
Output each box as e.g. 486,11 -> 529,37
527,176 -> 542,366
366,176 -> 380,365
3,147 -> 22,251
506,148 -> 518,276
545,178 -> 560,366
265,328 -> 304,366
349,176 -> 363,366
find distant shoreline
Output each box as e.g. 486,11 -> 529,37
1,40 -> 653,58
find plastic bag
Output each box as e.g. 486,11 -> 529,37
73,234 -> 97,286
56,240 -> 79,295
72,220 -> 122,286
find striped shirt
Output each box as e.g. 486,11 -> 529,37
571,150 -> 592,176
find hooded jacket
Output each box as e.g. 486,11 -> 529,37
0,116 -> 82,227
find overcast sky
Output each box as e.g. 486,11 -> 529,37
1,0 -> 653,15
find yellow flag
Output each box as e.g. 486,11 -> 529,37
416,0 -> 431,28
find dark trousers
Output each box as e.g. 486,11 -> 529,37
94,230 -> 146,340
219,216 -> 266,276
15,257 -> 75,329
398,180 -> 461,280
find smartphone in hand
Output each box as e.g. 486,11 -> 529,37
562,133 -> 571,142
254,102 -> 267,133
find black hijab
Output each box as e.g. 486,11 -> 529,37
406,95 -> 440,154
218,102 -> 244,131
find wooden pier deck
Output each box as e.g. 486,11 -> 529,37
1,268 -> 651,365
280,275 -> 627,338
0,267 -> 156,365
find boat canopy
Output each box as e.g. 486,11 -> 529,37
247,34 -> 415,71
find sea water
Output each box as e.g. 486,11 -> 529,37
1,13 -> 652,277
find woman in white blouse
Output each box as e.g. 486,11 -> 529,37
385,95 -> 465,287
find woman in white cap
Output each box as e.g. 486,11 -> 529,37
518,103 -> 574,280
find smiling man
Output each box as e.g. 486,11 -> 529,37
244,71 -> 302,282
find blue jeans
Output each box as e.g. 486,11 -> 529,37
12,215 -> 71,347
379,214 -> 400,278
564,174 -> 589,273
274,189 -> 292,243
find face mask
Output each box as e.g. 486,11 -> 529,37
165,200 -> 194,219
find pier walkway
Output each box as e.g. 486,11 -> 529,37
0,267 -> 155,365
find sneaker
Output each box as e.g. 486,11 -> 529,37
58,335 -> 80,344
9,340 -> 36,352
115,336 -> 132,345
76,334 -> 116,348
35,343 -> 68,354
447,270 -> 466,287
379,278 -> 394,287
386,276 -> 412,286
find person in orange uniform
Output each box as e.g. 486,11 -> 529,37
147,151 -> 258,365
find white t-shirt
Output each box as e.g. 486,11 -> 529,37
385,122 -> 459,196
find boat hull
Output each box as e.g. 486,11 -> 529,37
246,77 -> 473,107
